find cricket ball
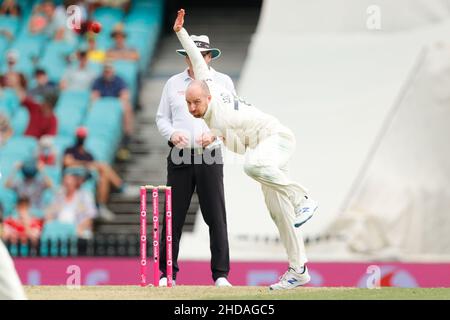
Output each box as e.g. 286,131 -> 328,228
90,21 -> 102,34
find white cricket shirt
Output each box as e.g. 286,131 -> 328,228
176,28 -> 289,154
156,67 -> 235,147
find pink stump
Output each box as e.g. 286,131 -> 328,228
152,188 -> 159,287
139,186 -> 147,287
165,187 -> 173,287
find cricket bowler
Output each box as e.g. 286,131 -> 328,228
173,9 -> 318,290
0,240 -> 27,299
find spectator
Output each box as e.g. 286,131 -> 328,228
86,32 -> 106,63
0,0 -> 21,40
91,62 -> 134,158
28,7 -> 49,35
11,77 -> 58,139
63,127 -> 135,220
60,49 -> 97,91
0,51 -> 27,88
40,0 -> 76,43
4,159 -> 52,214
38,135 -> 57,166
45,167 -> 97,239
0,113 -> 12,146
106,24 -> 139,61
28,68 -> 58,101
2,197 -> 43,248
0,0 -> 21,16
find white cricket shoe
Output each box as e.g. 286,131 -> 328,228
215,277 -> 232,287
269,267 -> 311,290
294,197 -> 318,228
159,277 -> 176,287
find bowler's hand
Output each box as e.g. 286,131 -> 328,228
170,131 -> 190,148
196,133 -> 216,148
173,9 -> 185,32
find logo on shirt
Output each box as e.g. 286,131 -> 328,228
177,90 -> 185,96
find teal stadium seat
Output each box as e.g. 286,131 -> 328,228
92,7 -> 125,34
52,135 -> 75,160
0,187 -> 17,217
84,98 -> 123,163
113,60 -> 138,105
55,103 -> 86,137
85,136 -> 114,163
38,41 -> 77,83
43,165 -> 62,186
56,90 -> 90,113
40,221 -> 77,257
0,88 -> 20,117
11,107 -> 29,136
11,33 -> 47,61
1,136 -> 37,160
0,36 -> 9,60
0,55 -> 34,82
0,16 -> 20,37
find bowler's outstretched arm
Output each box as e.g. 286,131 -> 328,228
173,9 -> 211,81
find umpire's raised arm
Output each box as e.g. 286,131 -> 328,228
173,9 -> 212,81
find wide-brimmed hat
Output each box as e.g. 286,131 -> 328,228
176,35 -> 221,60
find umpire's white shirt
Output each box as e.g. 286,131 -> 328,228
156,68 -> 235,147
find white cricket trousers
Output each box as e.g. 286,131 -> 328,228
243,128 -> 309,270
0,240 -> 27,300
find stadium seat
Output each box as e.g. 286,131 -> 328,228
11,34 -> 47,61
112,60 -> 138,105
56,90 -> 90,113
11,107 -> 30,136
52,135 -> 75,159
0,187 -> 17,217
40,221 -> 77,257
55,102 -> 86,137
0,36 -> 9,60
0,88 -> 20,117
92,7 -> 125,34
0,16 -> 20,37
85,137 -> 115,163
43,166 -> 62,186
1,136 -> 37,160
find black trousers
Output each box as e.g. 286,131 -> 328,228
159,147 -> 230,281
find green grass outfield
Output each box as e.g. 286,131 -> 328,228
25,286 -> 450,300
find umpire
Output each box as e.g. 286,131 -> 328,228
156,34 -> 234,287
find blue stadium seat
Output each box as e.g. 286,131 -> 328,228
40,221 -> 77,257
0,16 -> 20,36
1,136 -> 37,160
94,32 -> 113,51
43,166 -> 62,186
0,88 -> 20,117
0,187 -> 17,217
92,7 -> 125,34
11,107 -> 29,136
56,90 -> 90,114
0,36 -> 9,59
52,135 -> 75,159
55,105 -> 85,137
38,41 -> 78,82
85,137 -> 114,163
11,34 -> 46,61
112,60 -> 138,105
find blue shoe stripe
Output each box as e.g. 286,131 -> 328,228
294,206 -> 317,228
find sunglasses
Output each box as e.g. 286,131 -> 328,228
201,51 -> 211,57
